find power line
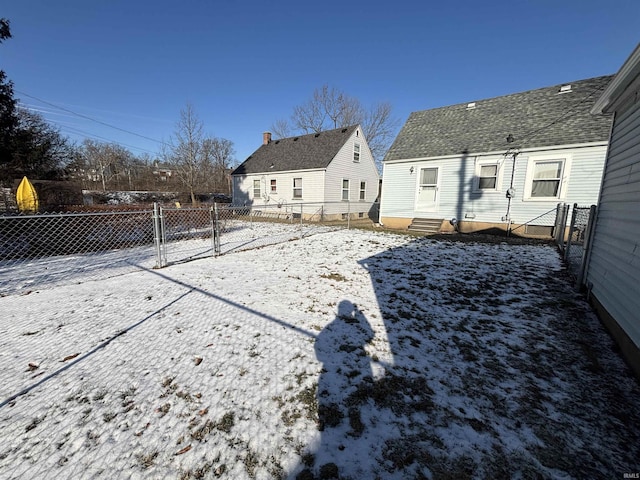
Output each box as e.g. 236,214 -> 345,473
58,124 -> 158,155
15,90 -> 169,146
17,102 -> 159,155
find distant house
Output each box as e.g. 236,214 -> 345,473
588,44 -> 640,378
380,75 -> 614,235
152,161 -> 174,182
231,125 -> 379,219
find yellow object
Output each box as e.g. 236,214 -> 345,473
16,176 -> 39,213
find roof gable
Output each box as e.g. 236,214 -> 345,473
384,75 -> 615,162
232,125 -> 359,175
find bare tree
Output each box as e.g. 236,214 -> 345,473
270,118 -> 293,140
202,137 -> 235,193
77,139 -> 133,191
270,84 -> 399,170
164,104 -> 236,202
164,104 -> 206,204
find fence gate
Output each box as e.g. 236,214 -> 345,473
157,205 -> 216,266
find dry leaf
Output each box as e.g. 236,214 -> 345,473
61,353 -> 80,362
175,445 -> 192,455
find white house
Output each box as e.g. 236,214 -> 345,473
231,125 -> 379,220
380,76 -> 614,236
588,43 -> 640,378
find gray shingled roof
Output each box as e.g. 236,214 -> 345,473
384,75 -> 615,162
232,125 -> 359,175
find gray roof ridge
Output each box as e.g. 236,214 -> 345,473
408,74 -> 615,116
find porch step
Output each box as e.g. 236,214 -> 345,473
408,218 -> 443,234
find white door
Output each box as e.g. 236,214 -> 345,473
416,167 -> 439,212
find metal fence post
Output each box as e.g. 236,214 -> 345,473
152,202 -> 164,268
347,201 -> 351,230
554,203 -> 562,247
299,203 -> 303,238
564,204 -> 578,261
576,204 -> 597,289
210,204 -> 218,257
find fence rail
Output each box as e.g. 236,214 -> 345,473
0,201 -> 378,295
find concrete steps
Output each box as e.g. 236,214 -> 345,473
408,218 -> 443,234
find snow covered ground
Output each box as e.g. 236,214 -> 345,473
0,227 -> 639,479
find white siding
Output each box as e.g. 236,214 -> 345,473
380,161 -> 417,220
381,144 -> 607,227
587,100 -> 640,349
325,128 -> 380,215
232,170 -> 326,206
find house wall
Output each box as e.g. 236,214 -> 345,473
324,127 -> 380,216
586,97 -> 640,377
380,144 -> 607,232
232,170 -> 326,208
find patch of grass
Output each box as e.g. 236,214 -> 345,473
25,416 -> 45,432
191,419 -> 215,441
92,389 -> 108,402
296,384 -> 319,423
136,450 -> 159,470
215,412 -> 235,433
243,449 -> 259,479
103,412 -> 117,423
156,403 -> 171,417
320,272 -> 348,282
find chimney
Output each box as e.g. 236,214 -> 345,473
263,132 -> 272,145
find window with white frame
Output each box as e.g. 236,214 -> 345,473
270,179 -> 277,193
474,160 -> 502,192
524,157 -> 568,200
479,165 -> 498,189
342,179 -> 350,200
353,143 -> 360,162
359,181 -> 366,200
293,178 -> 303,199
253,179 -> 261,197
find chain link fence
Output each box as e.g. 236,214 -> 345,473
554,203 -> 597,287
0,209 -> 157,295
0,201 -> 378,295
214,201 -> 377,255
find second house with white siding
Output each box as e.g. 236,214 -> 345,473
380,75 -> 615,236
231,125 -> 379,220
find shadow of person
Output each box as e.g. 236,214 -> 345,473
297,300 -> 374,480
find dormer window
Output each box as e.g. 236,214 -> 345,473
353,143 -> 360,162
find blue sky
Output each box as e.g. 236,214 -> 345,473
2,0 -> 638,164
